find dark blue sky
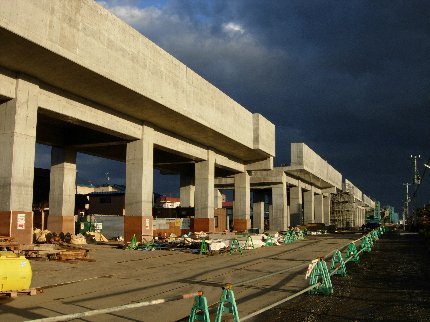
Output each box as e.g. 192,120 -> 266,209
36,0 -> 430,212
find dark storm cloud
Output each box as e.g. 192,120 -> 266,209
95,0 -> 430,209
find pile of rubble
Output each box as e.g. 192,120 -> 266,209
8,229 -> 101,261
126,228 -> 310,254
33,228 -> 108,245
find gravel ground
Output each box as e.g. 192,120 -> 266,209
254,231 -> 430,322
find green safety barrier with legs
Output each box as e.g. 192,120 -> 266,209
345,242 -> 360,262
215,283 -> 240,322
229,239 -> 243,255
188,284 -> 240,322
360,236 -> 372,253
244,235 -> 255,249
200,239 -> 209,255
296,230 -> 305,240
305,228 -> 386,296
189,293 -> 210,322
283,231 -> 296,244
306,258 -> 333,295
329,250 -> 347,277
264,235 -> 274,246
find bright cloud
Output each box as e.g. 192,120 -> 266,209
105,5 -> 161,27
222,22 -> 245,36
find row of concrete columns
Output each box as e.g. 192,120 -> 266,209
252,186 -> 332,232
0,78 -> 254,243
0,78 -> 336,244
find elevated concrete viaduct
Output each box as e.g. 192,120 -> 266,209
215,143 -> 343,232
215,144 -> 376,232
0,0 -> 274,243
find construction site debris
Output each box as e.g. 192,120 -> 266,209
86,232 -> 109,243
124,230 -> 309,255
70,233 -> 87,245
20,243 -> 90,261
0,236 -> 19,252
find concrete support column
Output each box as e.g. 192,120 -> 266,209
0,78 -> 38,244
355,207 -> 359,228
359,207 -> 365,227
194,151 -> 215,232
289,185 -> 302,226
214,189 -> 223,209
303,189 -> 315,224
124,125 -> 154,242
271,181 -> 288,231
48,147 -> 77,234
179,174 -> 195,207
314,193 -> 324,224
356,208 -> 361,227
233,171 -> 250,232
323,194 -> 331,226
252,190 -> 265,233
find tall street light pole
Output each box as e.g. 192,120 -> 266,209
403,183 -> 411,230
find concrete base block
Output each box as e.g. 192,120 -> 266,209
124,215 -> 153,242
47,216 -> 75,234
0,211 -> 33,244
233,218 -> 251,232
193,218 -> 215,233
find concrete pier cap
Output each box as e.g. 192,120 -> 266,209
0,0 -> 275,241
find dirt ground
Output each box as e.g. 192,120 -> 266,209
254,231 -> 430,322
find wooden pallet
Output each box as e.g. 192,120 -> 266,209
0,236 -> 19,252
1,288 -> 38,298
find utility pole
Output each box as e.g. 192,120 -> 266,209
403,183 -> 411,230
411,154 -> 421,184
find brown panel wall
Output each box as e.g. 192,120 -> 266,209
0,211 -> 33,244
